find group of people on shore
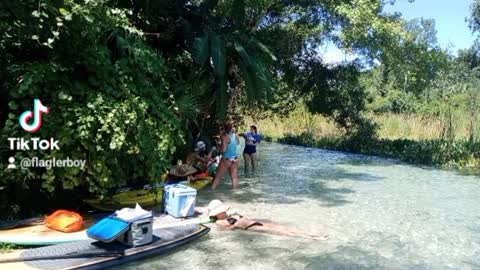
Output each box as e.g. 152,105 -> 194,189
167,123 -> 325,239
178,122 -> 262,191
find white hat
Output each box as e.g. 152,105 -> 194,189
207,200 -> 230,217
194,141 -> 206,152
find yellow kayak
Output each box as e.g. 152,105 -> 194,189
185,177 -> 213,190
84,177 -> 212,211
84,189 -> 163,212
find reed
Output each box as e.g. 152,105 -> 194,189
245,109 -> 474,142
243,108 -> 480,172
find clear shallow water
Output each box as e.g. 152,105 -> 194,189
120,142 -> 480,270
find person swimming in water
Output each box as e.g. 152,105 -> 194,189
195,200 -> 327,240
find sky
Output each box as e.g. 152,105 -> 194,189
322,0 -> 478,64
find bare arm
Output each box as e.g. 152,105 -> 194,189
206,146 -> 217,159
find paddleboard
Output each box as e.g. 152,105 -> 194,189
0,218 -> 96,246
0,224 -> 209,270
0,214 -> 208,246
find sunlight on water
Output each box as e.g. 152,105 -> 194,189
119,143 -> 480,270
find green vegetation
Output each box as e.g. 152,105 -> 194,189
0,0 -> 412,218
251,109 -> 480,172
1,0 -> 479,218
0,243 -> 16,253
247,0 -> 480,174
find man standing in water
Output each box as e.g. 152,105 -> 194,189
212,122 -> 240,190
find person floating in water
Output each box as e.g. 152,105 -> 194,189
240,125 -> 262,174
196,200 -> 326,240
212,122 -> 240,190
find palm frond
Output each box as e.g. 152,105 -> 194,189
192,34 -> 210,65
210,34 -> 226,77
252,39 -> 277,61
234,40 -> 252,66
216,77 -> 228,118
175,94 -> 201,118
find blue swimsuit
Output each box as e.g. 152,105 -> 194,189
223,133 -> 239,161
243,132 -> 261,155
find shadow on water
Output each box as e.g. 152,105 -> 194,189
198,142 -> 386,207
199,180 -> 354,207
120,142 -> 480,270
125,231 -> 454,270
310,166 -> 384,182
289,246 -> 447,270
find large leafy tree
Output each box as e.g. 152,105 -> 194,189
0,0 -> 184,217
361,18 -> 452,113
0,0 -> 422,218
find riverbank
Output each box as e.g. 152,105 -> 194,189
275,133 -> 480,173
246,111 -> 480,174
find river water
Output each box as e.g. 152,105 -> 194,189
120,142 -> 480,270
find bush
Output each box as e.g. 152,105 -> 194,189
0,1 -> 183,218
278,132 -> 480,171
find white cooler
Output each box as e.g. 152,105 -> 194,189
164,184 -> 197,218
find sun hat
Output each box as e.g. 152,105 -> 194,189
194,141 -> 206,152
207,200 -> 230,217
169,164 -> 197,177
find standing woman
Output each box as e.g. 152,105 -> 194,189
212,122 -> 240,190
242,125 -> 262,174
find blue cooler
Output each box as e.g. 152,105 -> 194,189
164,184 -> 197,218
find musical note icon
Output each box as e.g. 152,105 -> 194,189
19,99 -> 49,133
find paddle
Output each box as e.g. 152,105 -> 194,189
0,250 -> 125,263
0,217 -> 44,230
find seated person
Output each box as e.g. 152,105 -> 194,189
186,141 -> 216,173
195,200 -> 327,240
166,164 -> 198,183
208,155 -> 221,177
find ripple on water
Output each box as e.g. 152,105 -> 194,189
119,142 -> 480,270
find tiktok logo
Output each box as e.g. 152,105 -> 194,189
19,99 -> 49,133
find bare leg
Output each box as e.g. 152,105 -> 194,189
243,153 -> 250,174
229,159 -> 239,189
246,222 -> 325,240
212,159 -> 229,190
250,153 -> 257,173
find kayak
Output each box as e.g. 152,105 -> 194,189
0,224 -> 209,270
185,177 -> 213,190
84,189 -> 163,212
84,178 -> 213,212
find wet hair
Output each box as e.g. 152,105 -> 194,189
250,125 -> 258,133
224,122 -> 233,134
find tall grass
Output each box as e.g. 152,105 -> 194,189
243,107 -> 480,172
372,113 -> 472,141
245,108 -> 474,142
244,107 -> 344,140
